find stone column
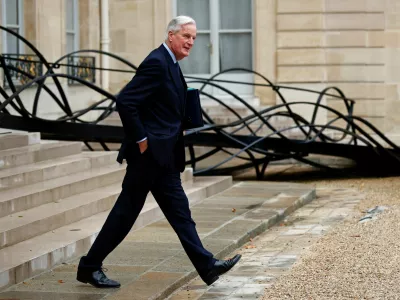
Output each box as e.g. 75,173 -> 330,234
384,0 -> 400,133
35,0 -> 63,62
23,0 -> 37,54
79,0 -> 101,87
254,0 -> 276,106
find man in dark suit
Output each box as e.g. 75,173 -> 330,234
76,16 -> 241,288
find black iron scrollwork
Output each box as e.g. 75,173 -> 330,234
0,25 -> 399,179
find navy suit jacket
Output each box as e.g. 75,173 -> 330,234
116,45 -> 187,172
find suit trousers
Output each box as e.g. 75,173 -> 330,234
82,150 -> 216,277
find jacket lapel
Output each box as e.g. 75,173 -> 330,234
179,66 -> 187,116
168,63 -> 183,100
159,45 -> 187,117
159,45 -> 186,116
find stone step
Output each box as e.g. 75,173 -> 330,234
0,132 -> 41,150
0,152 -> 118,190
180,168 -> 193,183
0,175 -> 232,290
0,163 -> 126,218
0,183 -> 122,250
0,168 -> 193,249
0,134 -> 29,151
0,141 -> 82,170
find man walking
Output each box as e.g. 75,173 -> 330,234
76,16 -> 241,288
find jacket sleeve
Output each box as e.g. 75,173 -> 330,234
116,57 -> 163,142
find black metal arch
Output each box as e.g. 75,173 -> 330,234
0,26 -> 399,178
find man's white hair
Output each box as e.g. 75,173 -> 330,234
165,16 -> 196,40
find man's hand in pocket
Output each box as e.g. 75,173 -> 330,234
138,139 -> 148,154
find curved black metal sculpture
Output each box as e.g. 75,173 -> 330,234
0,26 -> 400,179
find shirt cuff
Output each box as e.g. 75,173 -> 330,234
136,137 -> 147,143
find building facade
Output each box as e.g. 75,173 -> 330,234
0,0 -> 399,134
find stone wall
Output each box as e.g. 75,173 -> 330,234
272,0 -> 398,133
108,0 -> 172,94
384,0 -> 400,133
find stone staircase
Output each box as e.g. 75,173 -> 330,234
0,132 -> 233,291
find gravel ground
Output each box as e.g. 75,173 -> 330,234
239,166 -> 400,299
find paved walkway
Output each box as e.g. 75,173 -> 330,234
167,188 -> 361,300
0,181 -> 315,300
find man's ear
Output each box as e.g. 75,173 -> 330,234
168,30 -> 176,41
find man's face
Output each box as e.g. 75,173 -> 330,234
169,23 -> 197,61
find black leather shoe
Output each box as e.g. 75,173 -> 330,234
77,267 -> 121,288
203,254 -> 242,285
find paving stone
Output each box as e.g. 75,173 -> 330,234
230,284 -> 268,297
261,196 -> 300,209
192,221 -> 227,230
107,272 -> 186,300
215,276 -> 249,283
40,265 -> 151,282
167,187 -> 359,300
153,252 -> 195,273
191,208 -> 249,220
124,231 -> 180,243
229,265 -> 265,275
9,265 -> 147,294
196,196 -> 273,208
206,286 -> 235,295
198,292 -> 229,299
0,291 -> 106,300
242,208 -> 278,221
247,276 -> 274,284
227,296 -> 261,300
168,289 -> 204,300
267,256 -> 297,268
207,220 -> 262,242
215,188 -> 279,198
6,277 -> 115,294
201,238 -> 237,257
210,281 -> 243,289
280,228 -> 310,235
262,267 -> 291,277
103,245 -> 177,266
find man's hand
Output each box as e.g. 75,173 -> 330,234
138,139 -> 148,154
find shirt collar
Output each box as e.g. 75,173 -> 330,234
163,42 -> 177,64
